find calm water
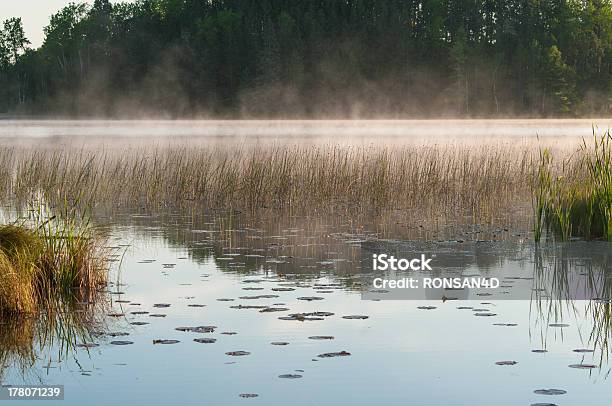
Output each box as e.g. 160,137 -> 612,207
1,120 -> 612,405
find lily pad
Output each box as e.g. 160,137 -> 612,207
495,361 -> 518,366
533,389 -> 567,395
278,374 -> 302,379
175,326 -> 216,333
110,341 -> 134,345
308,336 -> 334,340
226,351 -> 250,356
153,339 -> 180,345
194,338 -> 217,344
568,364 -> 598,369
297,297 -> 324,301
77,343 -> 99,348
239,394 -> 258,398
342,315 -> 369,320
271,342 -> 289,346
259,307 -> 289,313
318,351 -> 351,358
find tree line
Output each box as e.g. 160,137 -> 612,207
0,0 -> 610,118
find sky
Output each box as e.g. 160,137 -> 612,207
0,1 -> 133,48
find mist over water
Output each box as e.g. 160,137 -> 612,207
0,119 -> 610,149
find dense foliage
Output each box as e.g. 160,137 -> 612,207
0,0 -> 610,117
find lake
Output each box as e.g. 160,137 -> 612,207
0,120 -> 611,405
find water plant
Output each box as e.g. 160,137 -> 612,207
0,201 -> 109,315
533,129 -> 612,242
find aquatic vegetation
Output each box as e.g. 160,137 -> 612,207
533,130 -> 612,242
0,143 -> 533,219
0,203 -> 109,315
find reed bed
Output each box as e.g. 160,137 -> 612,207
534,130 -> 612,241
0,143 -> 539,217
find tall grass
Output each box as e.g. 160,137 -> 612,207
534,130 -> 612,242
0,143 -> 534,217
0,200 -> 109,315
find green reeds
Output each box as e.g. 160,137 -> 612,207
534,129 -> 612,242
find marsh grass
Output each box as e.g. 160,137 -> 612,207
534,130 -> 612,242
0,143 -> 536,229
0,201 -> 109,315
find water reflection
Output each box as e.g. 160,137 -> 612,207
1,209 -> 611,404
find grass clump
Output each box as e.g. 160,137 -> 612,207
534,129 -> 612,242
0,207 -> 108,315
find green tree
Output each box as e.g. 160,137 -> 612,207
1,18 -> 30,65
542,45 -> 578,114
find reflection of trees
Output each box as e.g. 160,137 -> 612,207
101,209 -> 612,368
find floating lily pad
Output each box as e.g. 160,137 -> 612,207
149,314 -> 166,318
572,349 -> 594,353
175,326 -> 216,333
194,338 -> 217,344
305,312 -> 334,317
457,306 -> 473,310
271,342 -> 289,346
231,305 -> 269,309
495,361 -> 518,366
110,341 -> 133,345
279,314 -> 324,321
278,374 -> 302,379
221,332 -> 237,335
531,349 -> 548,353
308,336 -> 334,340
239,295 -> 279,300
153,303 -> 171,308
260,307 -> 289,313
417,306 -> 437,310
272,288 -> 295,292
493,323 -> 518,327
107,332 -> 130,337
534,389 -> 567,395
474,312 -> 497,317
131,311 -> 149,315
153,339 -> 180,345
239,394 -> 258,398
318,351 -> 351,358
297,297 -> 324,301
226,351 -> 250,356
342,315 -> 368,320
77,343 -> 99,348
568,364 -> 598,369
187,304 -> 207,308
130,322 -> 149,326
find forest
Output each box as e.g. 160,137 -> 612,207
0,0 -> 610,118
